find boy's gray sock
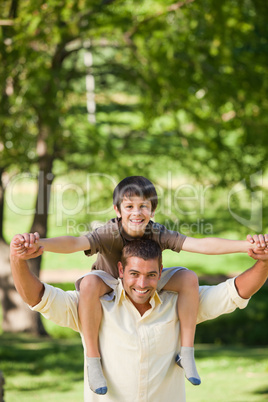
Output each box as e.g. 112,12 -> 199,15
86,356 -> 107,395
176,347 -> 201,386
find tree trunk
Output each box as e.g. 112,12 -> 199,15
0,240 -> 42,333
0,168 -> 4,240
26,123 -> 55,335
0,124 -> 54,335
27,123 -> 54,279
0,169 -> 46,334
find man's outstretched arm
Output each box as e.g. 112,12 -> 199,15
234,248 -> 268,299
10,234 -> 45,307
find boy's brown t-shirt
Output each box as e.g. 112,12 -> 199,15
84,218 -> 186,278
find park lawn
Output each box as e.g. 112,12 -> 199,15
0,333 -> 84,402
186,345 -> 268,402
1,333 -> 268,401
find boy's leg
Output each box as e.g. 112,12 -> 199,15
78,274 -> 112,395
163,269 -> 201,386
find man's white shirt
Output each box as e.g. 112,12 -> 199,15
31,276 -> 249,401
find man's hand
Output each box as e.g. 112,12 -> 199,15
248,248 -> 268,261
11,234 -> 44,260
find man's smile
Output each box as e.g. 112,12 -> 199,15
133,288 -> 150,294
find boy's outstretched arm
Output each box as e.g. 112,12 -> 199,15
15,232 -> 90,255
182,234 -> 268,255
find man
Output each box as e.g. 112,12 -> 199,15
10,235 -> 268,402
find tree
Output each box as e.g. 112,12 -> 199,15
1,0 -> 267,334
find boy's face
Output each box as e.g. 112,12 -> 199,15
114,196 -> 154,237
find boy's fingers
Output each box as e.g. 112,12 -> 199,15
258,234 -> 266,248
21,232 -> 40,247
33,232 -> 40,243
22,233 -> 31,247
247,234 -> 254,243
253,234 -> 262,248
29,233 -> 36,247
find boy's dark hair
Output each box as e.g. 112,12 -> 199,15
121,239 -> 162,270
113,176 -> 158,212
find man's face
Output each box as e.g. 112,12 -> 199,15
114,196 -> 154,237
118,256 -> 162,313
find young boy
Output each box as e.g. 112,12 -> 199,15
15,176 -> 267,395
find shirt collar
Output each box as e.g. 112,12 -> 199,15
116,279 -> 162,309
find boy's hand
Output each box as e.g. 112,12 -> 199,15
247,234 -> 268,249
11,234 -> 43,260
21,232 -> 40,248
12,232 -> 40,255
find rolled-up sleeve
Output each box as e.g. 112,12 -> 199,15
152,223 -> 186,252
30,283 -> 81,332
84,231 -> 98,256
197,278 -> 250,324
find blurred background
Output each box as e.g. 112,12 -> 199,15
0,0 -> 268,400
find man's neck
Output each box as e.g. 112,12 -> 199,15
125,294 -> 152,316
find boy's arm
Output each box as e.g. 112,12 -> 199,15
182,234 -> 268,255
38,235 -> 89,253
15,232 -> 90,254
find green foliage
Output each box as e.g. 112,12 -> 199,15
1,0 -> 267,180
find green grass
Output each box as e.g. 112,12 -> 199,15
0,333 -> 84,401
186,345 -> 268,402
1,333 -> 267,401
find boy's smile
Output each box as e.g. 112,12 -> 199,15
114,196 -> 154,237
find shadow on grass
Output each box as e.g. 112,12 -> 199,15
0,332 -> 84,393
195,345 -> 268,361
255,387 -> 268,396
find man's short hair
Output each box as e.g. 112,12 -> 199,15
121,239 -> 162,270
113,176 -> 158,212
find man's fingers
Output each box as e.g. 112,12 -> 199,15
32,246 -> 44,258
248,248 -> 268,261
248,249 -> 258,260
251,247 -> 268,255
13,234 -> 26,245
